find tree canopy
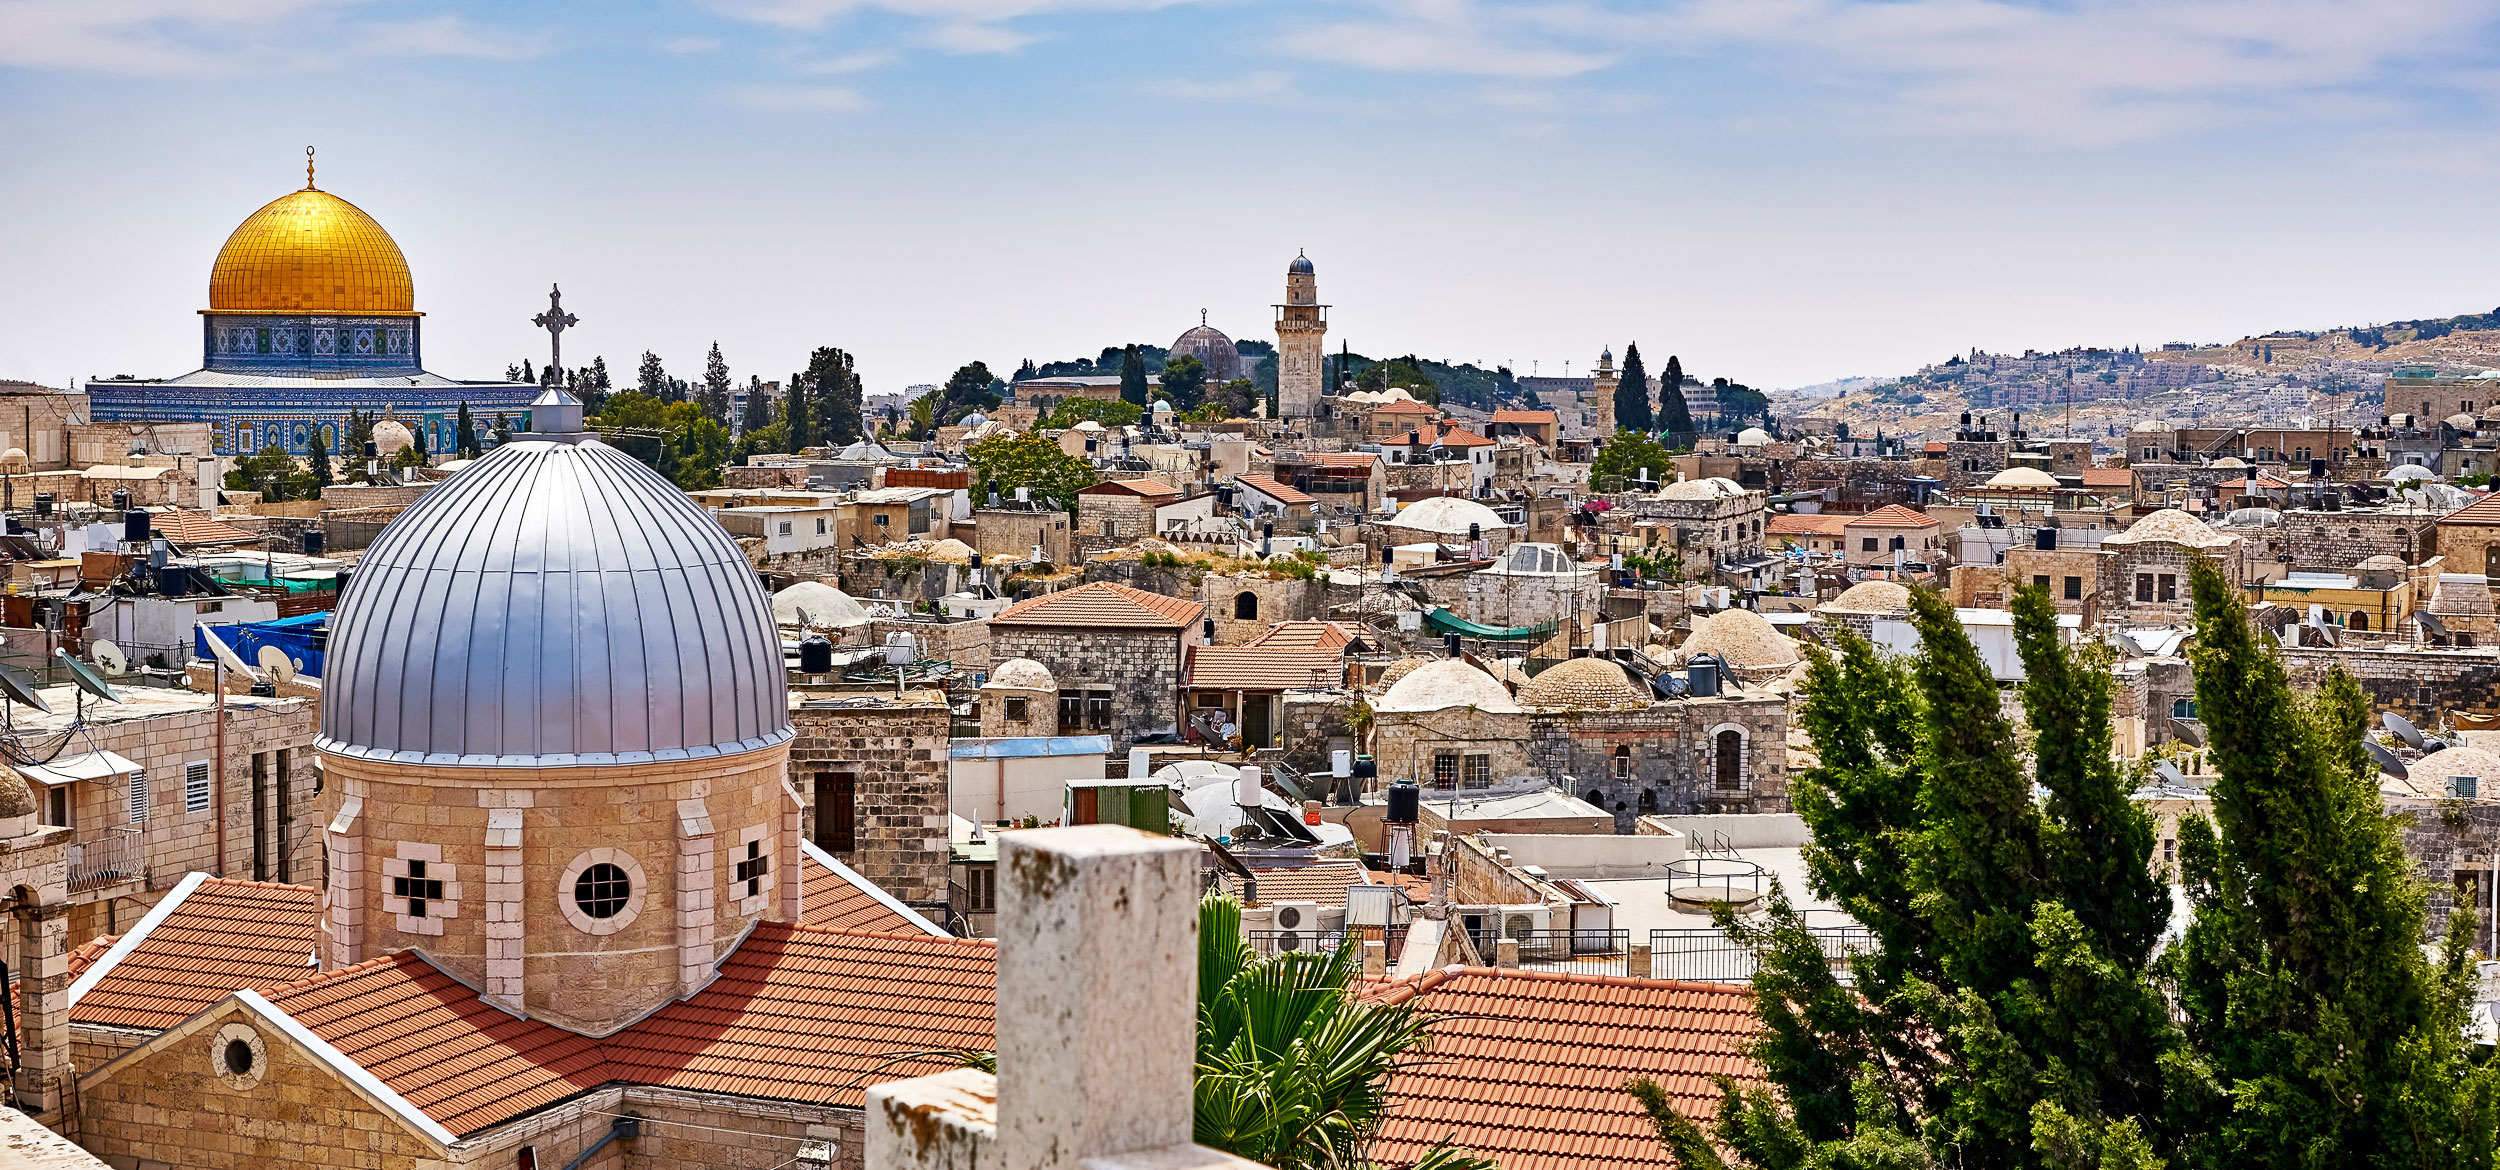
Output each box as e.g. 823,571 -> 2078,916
1160,354 -> 1208,410
1659,354 -> 1694,436
1617,344 -> 1654,432
1590,429 -> 1672,490
966,432 -> 1097,512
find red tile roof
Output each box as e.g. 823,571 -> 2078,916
1241,859 -> 1372,906
1430,426 -> 1497,449
1245,620 -> 1373,652
1843,504 -> 1937,529
1309,452 -> 1382,469
1371,967 -> 1763,1170
2442,493 -> 2500,527
1078,477 -> 1182,498
68,876 -> 320,1032
1491,410 -> 1559,424
153,509 -> 260,546
2080,467 -> 2135,488
261,923 -> 998,1136
991,581 -> 1205,629
1375,400 -> 1439,416
1185,646 -> 1344,691
801,842 -> 946,935
1764,513 -> 1847,538
1235,474 -> 1315,506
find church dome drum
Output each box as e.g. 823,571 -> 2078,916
318,437 -> 791,766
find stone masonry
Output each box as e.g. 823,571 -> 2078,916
790,694 -> 952,907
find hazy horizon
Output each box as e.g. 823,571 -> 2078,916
5,0 -> 2498,399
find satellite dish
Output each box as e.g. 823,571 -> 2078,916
2385,712 -> 2427,750
2153,761 -> 2188,787
0,663 -> 49,715
198,627 -> 261,684
257,645 -> 295,686
794,605 -> 813,630
54,648 -> 119,704
2170,718 -> 2206,748
90,639 -> 128,678
2306,605 -> 2338,647
2365,739 -> 2410,779
2413,610 -> 2449,638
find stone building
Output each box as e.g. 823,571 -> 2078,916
1842,504 -> 1943,570
1074,476 -> 1182,554
2275,501 -> 2438,569
1369,657 -> 1530,792
1203,572 -> 1328,644
1275,252 -> 1330,420
1515,657 -> 1790,825
2103,508 -> 2243,625
1812,579 -> 1914,642
1629,477 -> 1767,580
792,693 -> 953,908
2436,493 -> 2500,580
987,582 -> 1206,753
979,657 -> 1060,737
973,501 -> 1072,567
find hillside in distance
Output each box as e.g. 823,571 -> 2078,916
2148,307 -> 2500,372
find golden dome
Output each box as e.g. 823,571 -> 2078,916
208,187 -> 415,314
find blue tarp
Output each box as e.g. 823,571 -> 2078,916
948,735 -> 1113,760
196,611 -> 330,679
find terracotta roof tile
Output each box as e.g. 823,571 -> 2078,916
1371,967 -> 1762,1170
991,581 -> 1204,629
152,509 -> 260,546
1310,452 -> 1382,469
1185,646 -> 1344,691
1765,513 -> 1846,538
1235,474 -> 1315,506
2443,492 -> 2500,527
1241,859 -> 1372,906
1375,400 -> 1439,416
801,842 -> 941,935
1491,410 -> 1559,424
71,877 -> 320,1032
1843,505 -> 1936,529
265,923 -> 998,1136
1244,620 -> 1373,652
1078,477 -> 1182,498
2080,467 -> 2135,488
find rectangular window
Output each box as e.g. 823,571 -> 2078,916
777,522 -> 792,536
1004,696 -> 1028,722
393,859 -> 444,917
815,517 -> 828,535
1431,753 -> 1458,789
1861,537 -> 1878,552
1060,691 -> 1083,730
813,771 -> 857,853
127,769 -> 148,825
45,785 -> 68,831
1464,754 -> 1493,789
1086,694 -> 1111,731
251,751 -> 269,881
874,513 -> 890,527
2064,576 -> 2082,600
735,839 -> 769,898
2032,574 -> 2050,589
2136,573 -> 2155,602
965,866 -> 996,912
2158,573 -> 2178,602
184,761 -> 211,814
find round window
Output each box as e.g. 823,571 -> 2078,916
210,1021 -> 268,1090
224,1038 -> 255,1076
573,862 -> 632,920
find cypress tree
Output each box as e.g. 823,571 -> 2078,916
2171,559 -> 2498,1167
1617,344 -> 1654,432
455,401 -> 478,458
305,425 -> 332,489
637,351 -> 669,400
1659,355 -> 1694,437
1120,344 -> 1148,407
786,369 -> 814,451
809,347 -> 863,445
702,342 -> 733,424
742,377 -> 774,436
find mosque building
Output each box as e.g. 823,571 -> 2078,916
85,155 -> 540,458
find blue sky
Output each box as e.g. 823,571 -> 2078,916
5,0 -> 2500,396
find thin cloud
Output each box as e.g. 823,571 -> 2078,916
796,48 -> 896,73
660,35 -> 725,54
0,0 -> 551,75
721,82 -> 869,110
1140,70 -> 1296,100
357,15 -> 549,62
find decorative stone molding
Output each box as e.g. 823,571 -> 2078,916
382,841 -> 459,936
559,847 -> 647,936
729,822 -> 774,919
211,1021 -> 268,1091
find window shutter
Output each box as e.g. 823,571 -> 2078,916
128,769 -> 150,824
184,761 -> 212,813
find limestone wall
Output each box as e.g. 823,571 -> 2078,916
986,627 -> 1186,753
2276,645 -> 2500,720
791,698 -> 951,906
1526,696 -> 1790,827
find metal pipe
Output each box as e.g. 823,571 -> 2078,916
213,654 -> 227,876
561,1115 -> 640,1170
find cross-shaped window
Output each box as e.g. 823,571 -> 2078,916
394,860 -> 443,918
736,840 -> 769,899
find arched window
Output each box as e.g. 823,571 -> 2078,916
1638,788 -> 1658,812
1584,789 -> 1606,809
1612,745 -> 1632,781
2349,610 -> 2369,631
1233,591 -> 1258,620
1714,729 -> 1743,791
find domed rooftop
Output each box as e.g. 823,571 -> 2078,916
2132,419 -> 2170,433
1825,579 -> 1913,613
1171,318 -> 1242,381
320,438 -> 790,767
209,185 -> 415,315
1519,657 -> 1650,710
1375,656 -> 1432,690
985,657 -> 1058,690
370,418 -> 414,456
1288,252 -> 1314,275
773,580 -> 871,629
1680,608 -> 1800,670
1656,476 -> 1746,501
1984,466 -> 2060,489
2104,507 -> 2234,549
2210,456 -> 2248,469
1735,427 -> 1772,447
1384,496 -> 1508,537
1377,658 -> 1521,714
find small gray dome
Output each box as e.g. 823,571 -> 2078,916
1170,323 -> 1242,381
319,438 -> 791,767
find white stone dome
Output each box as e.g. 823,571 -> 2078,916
1680,608 -> 1801,670
1984,466 -> 2059,489
773,580 -> 871,629
371,419 -> 415,457
1518,657 -> 1650,710
1376,658 -> 1521,714
985,657 -> 1057,690
1656,476 -> 1746,501
1825,579 -> 1913,613
320,438 -> 791,767
1735,427 -> 1772,447
1384,496 -> 1508,537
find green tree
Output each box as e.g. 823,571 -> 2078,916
2168,559 -> 2498,1169
305,425 -> 333,490
1038,398 -> 1143,429
225,448 -> 315,501
1590,429 -> 1672,490
939,361 -> 1003,427
966,432 -> 1096,511
808,347 -> 865,444
583,355 -> 613,414
1160,354 -> 1208,410
454,401 -> 478,458
636,351 -> 668,401
1205,377 -> 1260,419
701,341 -> 733,424
741,377 -> 775,438
1617,344 -> 1654,432
345,409 -> 375,457
1120,344 -> 1148,407
661,401 -> 729,490
1659,355 -> 1694,437
786,368 -> 816,451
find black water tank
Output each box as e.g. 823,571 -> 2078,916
2035,527 -> 2057,550
158,566 -> 187,597
124,509 -> 149,544
301,529 -> 325,557
1352,754 -> 1378,780
1689,658 -> 1721,697
2310,457 -> 2328,479
111,491 -> 129,512
1443,632 -> 1462,658
32,493 -> 51,517
799,636 -> 834,674
334,568 -> 351,601
1386,781 -> 1420,824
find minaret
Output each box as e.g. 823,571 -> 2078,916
1592,346 -> 1619,435
1274,251 -> 1329,420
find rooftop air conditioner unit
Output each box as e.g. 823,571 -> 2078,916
1272,901 -> 1324,934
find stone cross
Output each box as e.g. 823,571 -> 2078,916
532,285 -> 578,381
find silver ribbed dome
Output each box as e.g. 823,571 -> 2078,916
318,438 -> 791,767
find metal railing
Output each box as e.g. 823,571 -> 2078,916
1470,928 -> 1632,977
1247,924 -> 1410,964
1648,922 -> 1877,985
1666,856 -> 1769,906
68,833 -> 145,895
